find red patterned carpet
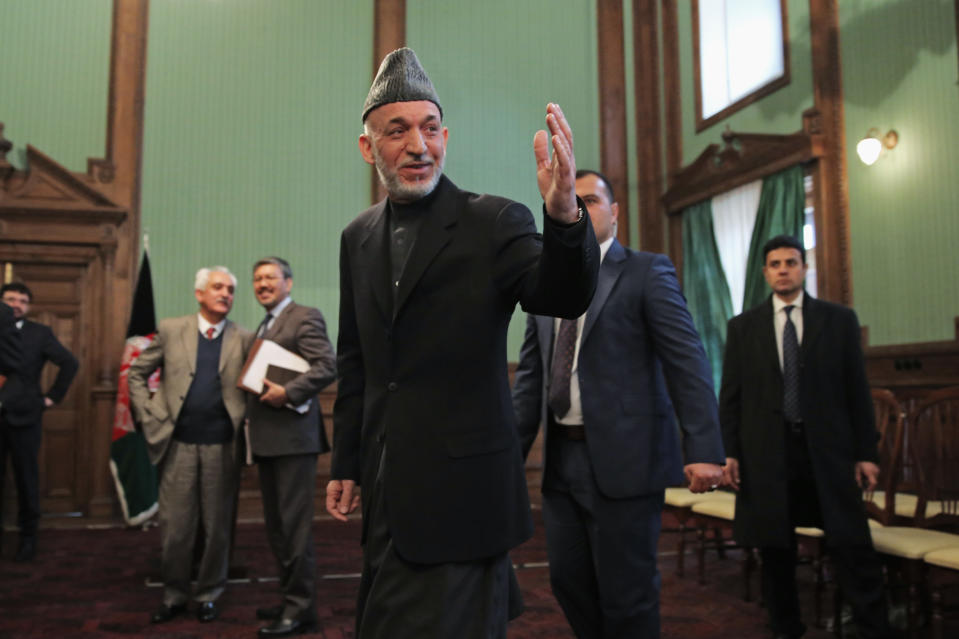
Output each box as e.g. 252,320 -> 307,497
0,510 -> 893,638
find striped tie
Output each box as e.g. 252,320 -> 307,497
548,319 -> 578,419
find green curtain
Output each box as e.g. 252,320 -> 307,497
741,165 -> 806,311
682,199 -> 734,394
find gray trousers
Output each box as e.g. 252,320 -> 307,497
158,440 -> 238,606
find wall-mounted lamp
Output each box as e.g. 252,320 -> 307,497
856,128 -> 898,165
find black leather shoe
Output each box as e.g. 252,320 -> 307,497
258,618 -> 315,636
14,537 -> 36,562
150,603 -> 187,624
197,601 -> 218,622
256,605 -> 283,620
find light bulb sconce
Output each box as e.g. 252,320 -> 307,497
856,128 -> 898,166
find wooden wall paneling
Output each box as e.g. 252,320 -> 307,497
661,0 -> 684,273
808,0 -> 851,305
597,0 -> 630,245
864,317 -> 959,414
369,0 -> 407,204
632,0 -> 664,253
0,143 -> 126,521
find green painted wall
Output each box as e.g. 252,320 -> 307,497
0,0 -> 111,170
407,0 -> 600,352
841,0 -> 959,345
672,0 -> 959,346
141,0 -> 374,335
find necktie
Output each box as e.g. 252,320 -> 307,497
257,313 -> 273,338
205,327 -> 216,340
548,319 -> 578,419
782,305 -> 801,422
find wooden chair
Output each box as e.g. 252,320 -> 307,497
869,386 -> 959,637
688,491 -> 758,600
864,388 -> 910,525
663,486 -> 718,577
924,546 -> 959,639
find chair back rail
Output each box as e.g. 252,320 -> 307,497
908,385 -> 959,530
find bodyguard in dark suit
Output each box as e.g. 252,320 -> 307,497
512,170 -> 725,638
129,267 -> 253,625
720,235 -> 890,639
0,300 -> 22,378
0,283 -> 78,562
326,48 -> 599,638
247,257 -> 336,637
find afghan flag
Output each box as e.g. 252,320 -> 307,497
109,251 -> 160,526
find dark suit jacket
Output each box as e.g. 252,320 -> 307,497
719,293 -> 878,548
0,302 -> 22,378
512,242 -> 724,497
246,301 -> 336,457
0,319 -> 78,427
332,175 -> 599,564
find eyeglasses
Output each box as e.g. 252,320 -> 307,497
253,275 -> 282,283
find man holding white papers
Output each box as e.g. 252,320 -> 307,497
129,266 -> 253,625
246,257 -> 336,637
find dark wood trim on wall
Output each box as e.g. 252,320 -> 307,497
661,0 -> 684,274
632,0 -> 665,253
596,0 -> 630,246
809,0 -> 852,305
369,0 -> 406,204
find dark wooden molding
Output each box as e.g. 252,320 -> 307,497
691,0 -> 791,132
662,110 -> 825,214
632,0 -> 664,253
369,0 -> 406,204
596,0 -> 630,246
809,0 -> 851,305
864,319 -> 959,403
661,0 -> 684,273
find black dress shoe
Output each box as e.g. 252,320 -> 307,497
14,537 -> 36,562
256,605 -> 283,620
197,601 -> 218,622
150,603 -> 187,624
258,618 -> 315,636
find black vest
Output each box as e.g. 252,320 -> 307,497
173,331 -> 233,444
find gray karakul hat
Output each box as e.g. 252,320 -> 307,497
362,47 -> 443,122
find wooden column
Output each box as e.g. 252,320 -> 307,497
661,0 -> 684,273
369,0 -> 407,204
596,0 -> 630,245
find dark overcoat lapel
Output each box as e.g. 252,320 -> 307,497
357,200 -> 392,322
394,189 -> 458,321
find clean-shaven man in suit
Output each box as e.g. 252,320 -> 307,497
0,283 -> 78,562
128,266 -> 252,625
720,235 -> 891,639
326,48 -> 599,638
246,256 -> 336,637
512,170 -> 725,638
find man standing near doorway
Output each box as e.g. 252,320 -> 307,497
0,282 -> 78,562
720,235 -> 891,639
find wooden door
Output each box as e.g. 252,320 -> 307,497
2,258 -> 90,520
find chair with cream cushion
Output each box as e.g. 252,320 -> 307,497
663,486 -> 718,577
689,491 -> 755,598
924,545 -> 959,639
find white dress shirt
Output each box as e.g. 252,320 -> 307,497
552,236 -> 615,426
772,290 -> 804,371
197,314 -> 226,339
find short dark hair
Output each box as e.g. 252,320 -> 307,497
0,282 -> 32,302
762,235 -> 805,264
253,256 -> 293,280
575,169 -> 615,203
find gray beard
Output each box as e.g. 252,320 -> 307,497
373,152 -> 444,203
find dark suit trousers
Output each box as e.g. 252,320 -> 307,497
257,452 -> 318,621
542,424 -> 665,639
0,420 -> 41,538
357,445 -> 510,639
761,423 -> 890,639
